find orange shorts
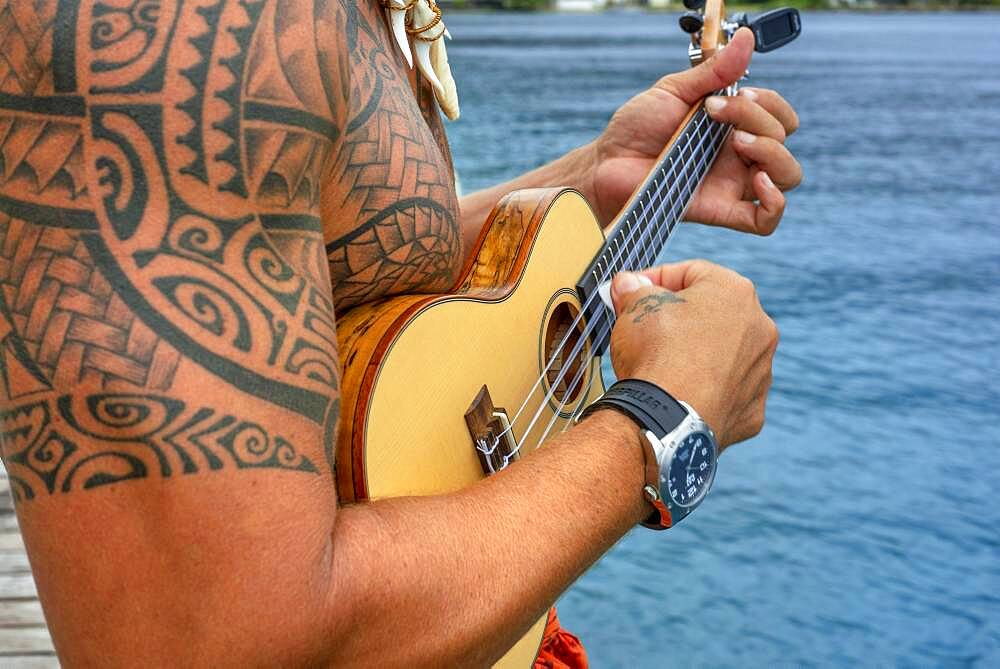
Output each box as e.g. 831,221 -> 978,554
534,607 -> 588,669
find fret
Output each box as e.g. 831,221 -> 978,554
576,90 -> 734,354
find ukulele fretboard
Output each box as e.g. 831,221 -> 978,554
576,88 -> 735,354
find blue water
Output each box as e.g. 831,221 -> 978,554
446,11 -> 1000,667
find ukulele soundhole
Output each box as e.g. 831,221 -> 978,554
542,300 -> 591,406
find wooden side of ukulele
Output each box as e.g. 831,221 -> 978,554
335,187 -> 608,666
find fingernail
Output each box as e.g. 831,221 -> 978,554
734,130 -> 756,144
760,171 -> 775,189
614,272 -> 641,295
739,88 -> 758,101
614,272 -> 652,296
705,97 -> 726,113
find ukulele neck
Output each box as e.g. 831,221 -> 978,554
576,87 -> 736,354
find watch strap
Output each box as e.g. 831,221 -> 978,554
587,379 -> 688,437
580,379 -> 689,530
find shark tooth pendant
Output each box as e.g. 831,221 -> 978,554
383,0 -> 413,68
382,0 -> 460,120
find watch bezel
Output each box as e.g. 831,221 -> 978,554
652,405 -> 718,523
664,427 -> 717,509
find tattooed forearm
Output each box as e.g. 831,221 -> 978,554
629,291 -> 686,323
1,393 -> 318,503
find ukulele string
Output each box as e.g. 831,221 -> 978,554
498,108 -> 727,455
494,84 -> 737,451
504,115 -> 732,462
554,116 -> 732,435
524,120 -> 732,456
539,96 -> 735,413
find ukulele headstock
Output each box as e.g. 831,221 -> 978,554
680,0 -> 802,67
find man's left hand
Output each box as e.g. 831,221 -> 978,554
588,28 -> 802,235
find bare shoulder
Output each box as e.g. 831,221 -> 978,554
0,0 -> 342,489
321,1 -> 463,308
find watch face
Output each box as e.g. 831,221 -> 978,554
666,432 -> 716,508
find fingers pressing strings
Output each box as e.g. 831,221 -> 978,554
722,171 -> 786,236
731,131 -> 803,191
705,95 -> 787,142
739,88 -> 800,136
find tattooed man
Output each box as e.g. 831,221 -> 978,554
0,2 -> 800,665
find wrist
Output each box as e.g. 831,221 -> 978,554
583,379 -> 720,529
574,407 -> 650,525
628,371 -> 725,447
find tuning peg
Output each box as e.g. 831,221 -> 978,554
679,11 -> 704,35
683,0 -> 705,9
748,8 -> 802,52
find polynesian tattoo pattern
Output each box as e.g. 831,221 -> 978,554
2,393 -> 317,502
0,0 -> 459,499
323,0 -> 460,307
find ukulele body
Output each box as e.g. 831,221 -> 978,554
335,187 -> 607,666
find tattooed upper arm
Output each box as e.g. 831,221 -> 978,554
0,0 -> 347,662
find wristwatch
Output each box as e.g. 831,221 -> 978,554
580,379 -> 719,530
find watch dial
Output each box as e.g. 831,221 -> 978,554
666,432 -> 716,508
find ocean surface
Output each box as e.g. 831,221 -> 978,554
445,11 -> 1000,667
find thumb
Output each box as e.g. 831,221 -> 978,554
657,27 -> 754,105
610,271 -> 655,315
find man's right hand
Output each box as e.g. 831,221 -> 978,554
609,260 -> 779,448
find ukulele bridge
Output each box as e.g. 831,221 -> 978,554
464,385 -> 520,476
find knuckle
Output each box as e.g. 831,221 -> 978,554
766,192 -> 787,224
734,274 -> 756,296
787,111 -> 801,135
689,258 -> 715,275
768,319 -> 780,349
792,162 -> 804,189
758,215 -> 779,236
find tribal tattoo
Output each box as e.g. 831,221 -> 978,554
322,0 -> 461,308
629,291 -> 686,323
0,0 -> 459,499
1,392 -> 317,502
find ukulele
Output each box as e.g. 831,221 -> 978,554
335,1 -> 801,664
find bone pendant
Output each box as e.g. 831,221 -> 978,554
385,4 -> 413,69
409,0 -> 461,120
429,37 -> 459,120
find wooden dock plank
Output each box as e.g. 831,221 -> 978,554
0,530 -> 25,553
0,463 -> 56,660
0,600 -> 47,629
0,574 -> 41,600
0,478 -> 13,513
0,599 -> 47,627
0,657 -> 60,668
0,626 -> 56,654
0,513 -> 23,532
0,550 -> 32,573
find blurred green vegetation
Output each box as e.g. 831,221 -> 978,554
440,0 -> 1000,9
